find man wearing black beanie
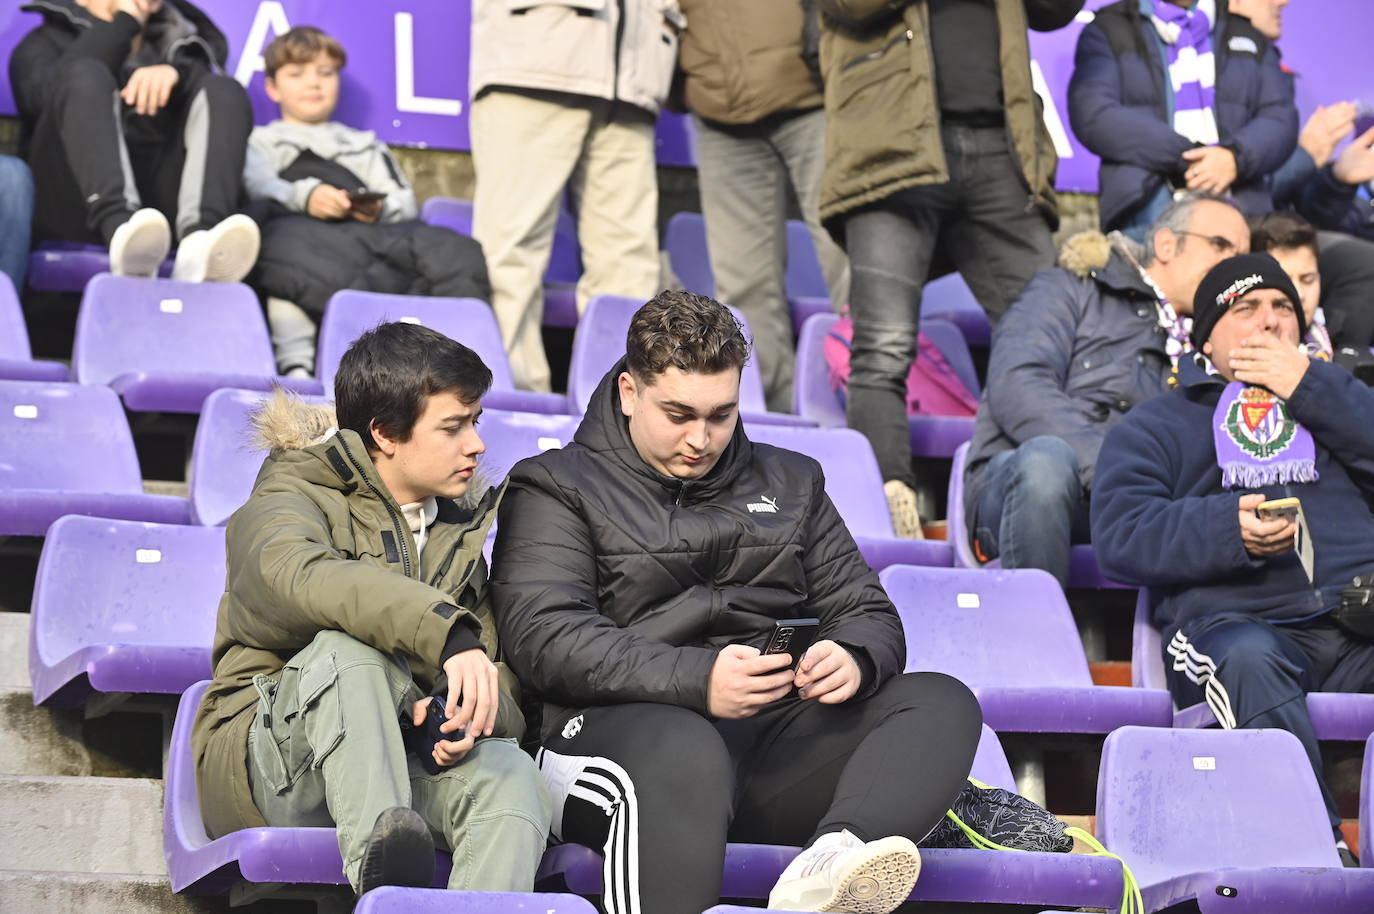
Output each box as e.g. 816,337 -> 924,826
1092,254 -> 1374,865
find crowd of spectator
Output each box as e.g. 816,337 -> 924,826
4,0 -> 1374,909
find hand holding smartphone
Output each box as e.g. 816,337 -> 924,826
403,696 -> 465,775
1255,496 -> 1300,522
762,617 -> 820,671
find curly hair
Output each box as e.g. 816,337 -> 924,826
625,290 -> 752,383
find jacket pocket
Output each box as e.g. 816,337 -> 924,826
823,27 -> 918,185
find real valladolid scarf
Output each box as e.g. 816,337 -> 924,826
1150,0 -> 1220,145
1213,378 -> 1318,489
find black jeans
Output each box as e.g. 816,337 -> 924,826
28,57 -> 252,245
535,672 -> 982,914
843,124 -> 1056,486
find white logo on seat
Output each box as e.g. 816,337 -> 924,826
562,715 -> 583,740
747,495 -> 778,514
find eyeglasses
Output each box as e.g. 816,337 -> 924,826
1173,231 -> 1239,255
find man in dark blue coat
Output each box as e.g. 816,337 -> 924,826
1068,0 -> 1297,237
1092,254 -> 1374,861
962,194 -> 1248,588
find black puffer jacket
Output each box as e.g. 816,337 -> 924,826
491,358 -> 905,742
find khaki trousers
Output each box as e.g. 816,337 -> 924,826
471,88 -> 662,392
247,630 -> 552,892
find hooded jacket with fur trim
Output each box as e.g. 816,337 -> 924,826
962,231 -> 1176,525
192,393 -> 517,838
490,357 -> 905,744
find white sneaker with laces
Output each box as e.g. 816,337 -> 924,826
172,214 -> 260,283
108,208 -> 171,278
768,829 -> 921,913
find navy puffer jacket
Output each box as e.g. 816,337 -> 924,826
1068,0 -> 1297,231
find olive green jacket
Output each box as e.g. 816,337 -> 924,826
818,0 -> 1076,237
191,394 -> 517,838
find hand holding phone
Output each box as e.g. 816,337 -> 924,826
1255,496 -> 1301,522
404,697 -> 465,775
762,618 -> 820,671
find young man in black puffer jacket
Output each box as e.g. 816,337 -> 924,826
491,290 -> 982,914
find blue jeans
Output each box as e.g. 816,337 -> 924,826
971,436 -> 1091,590
0,156 -> 33,291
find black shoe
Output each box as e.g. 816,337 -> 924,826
1337,844 -> 1360,868
356,806 -> 435,897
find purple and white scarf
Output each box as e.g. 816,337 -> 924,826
1150,0 -> 1220,145
1213,381 -> 1318,488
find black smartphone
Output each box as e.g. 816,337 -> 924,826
762,617 -> 820,671
348,189 -> 387,206
402,696 -> 464,775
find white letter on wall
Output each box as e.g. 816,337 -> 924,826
234,1 -> 292,86
394,12 -> 463,116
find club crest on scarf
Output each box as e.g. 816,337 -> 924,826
1213,381 -> 1318,488
1223,388 -> 1296,459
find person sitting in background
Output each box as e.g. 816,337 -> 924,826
9,0 -> 259,282
1092,254 -> 1374,866
1069,0 -> 1297,239
962,194 -> 1249,590
242,26 -> 490,378
192,322 -> 551,899
1248,211 -> 1332,358
0,156 -> 34,293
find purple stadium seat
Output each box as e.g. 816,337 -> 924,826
880,565 -> 1171,733
947,441 -> 1128,589
314,290 -> 569,414
792,312 -> 978,458
748,425 -> 952,570
478,410 -> 582,484
421,196 -> 582,328
538,725 -> 1125,909
1132,590 -> 1374,741
26,240 -> 173,293
1363,732 -> 1373,865
1097,726 -> 1374,912
568,294 -> 813,427
187,388 -> 336,527
0,272 -> 68,381
166,680 -> 457,895
0,380 -> 189,535
663,211 -> 714,297
72,275 -> 316,413
356,888 -> 598,913
921,272 -> 992,348
29,516 -> 221,706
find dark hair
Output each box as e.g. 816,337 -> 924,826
335,322 -> 492,450
1249,211 -> 1320,258
1142,192 -> 1240,265
625,290 -> 752,383
264,26 -> 346,79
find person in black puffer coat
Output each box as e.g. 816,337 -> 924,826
491,290 -> 982,914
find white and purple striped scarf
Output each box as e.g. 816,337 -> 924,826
1150,0 -> 1220,145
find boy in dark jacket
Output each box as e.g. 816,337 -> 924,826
1069,0 -> 1297,237
491,290 -> 982,914
10,0 -> 258,281
1092,254 -> 1374,860
963,193 -> 1249,588
192,323 -> 551,897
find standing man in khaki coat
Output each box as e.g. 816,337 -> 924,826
676,0 -> 850,412
818,0 -> 1083,538
469,0 -> 684,393
191,323 -> 551,899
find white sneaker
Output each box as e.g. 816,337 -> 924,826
108,208 -> 171,278
883,479 -> 926,540
172,214 -> 260,283
768,830 -> 921,913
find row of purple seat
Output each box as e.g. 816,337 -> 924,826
164,672 -> 1374,911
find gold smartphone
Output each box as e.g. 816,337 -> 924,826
1256,496 -> 1301,522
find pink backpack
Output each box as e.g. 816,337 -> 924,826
823,317 -> 979,417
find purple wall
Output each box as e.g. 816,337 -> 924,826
2,0 -> 1369,192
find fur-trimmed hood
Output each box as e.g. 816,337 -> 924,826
1057,229 -> 1152,296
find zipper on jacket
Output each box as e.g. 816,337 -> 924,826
337,435 -> 414,579
839,30 -> 910,74
675,481 -> 687,506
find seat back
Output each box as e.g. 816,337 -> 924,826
0,380 -> 144,494
946,442 -> 979,568
356,888 -> 599,913
422,197 -> 581,285
164,680 -> 217,862
783,220 -> 828,301
73,275 -> 275,385
30,516 -> 223,699
316,291 -> 514,391
664,211 -> 714,296
1132,588 -> 1167,690
1097,726 -> 1341,888
189,388 -> 337,526
569,294 -> 767,415
419,196 -> 473,236
747,426 -> 893,539
0,273 -> 32,360
1362,731 -> 1373,865
878,565 -> 1093,686
970,724 -> 1017,791
479,410 -> 582,483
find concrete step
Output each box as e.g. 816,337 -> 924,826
0,870 -> 227,914
0,610 -> 29,689
0,687 -> 163,778
0,775 -> 166,876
